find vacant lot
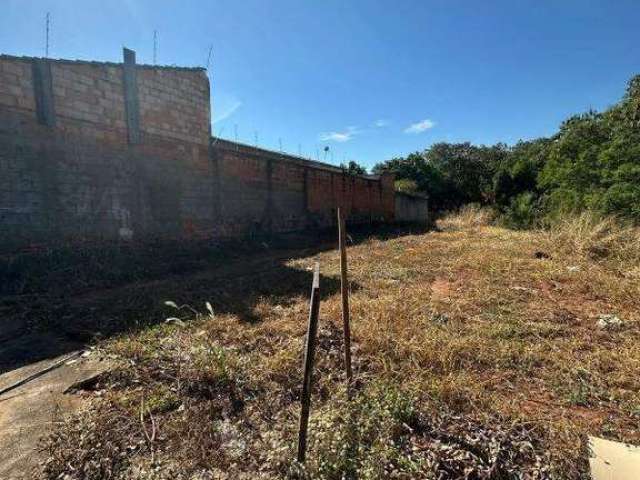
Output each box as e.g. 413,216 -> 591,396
5,212 -> 640,479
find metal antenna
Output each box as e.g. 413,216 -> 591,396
254,131 -> 258,147
45,12 -> 50,57
206,44 -> 213,71
153,30 -> 158,65
279,138 -> 283,152
233,124 -> 239,151
298,144 -> 302,156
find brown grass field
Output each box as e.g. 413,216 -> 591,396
20,209 -> 640,479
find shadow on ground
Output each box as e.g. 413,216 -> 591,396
0,223 -> 430,373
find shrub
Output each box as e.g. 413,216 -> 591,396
304,383 -> 552,479
307,383 -> 421,479
394,178 -> 419,194
501,192 -> 540,230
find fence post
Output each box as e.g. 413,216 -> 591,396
297,262 -> 321,463
337,208 -> 353,383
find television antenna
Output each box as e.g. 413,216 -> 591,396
153,30 -> 158,64
45,12 -> 50,57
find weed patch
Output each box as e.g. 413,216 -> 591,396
28,216 -> 640,478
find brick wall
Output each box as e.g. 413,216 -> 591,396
138,68 -> 210,145
0,57 -> 36,112
211,139 -> 395,237
0,53 -> 212,251
51,62 -> 127,142
0,54 -> 209,146
0,52 -> 397,252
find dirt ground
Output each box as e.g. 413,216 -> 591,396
0,226 -> 411,478
1,219 -> 639,478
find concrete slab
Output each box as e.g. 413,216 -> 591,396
589,436 -> 640,480
0,352 -> 112,479
0,329 -> 83,374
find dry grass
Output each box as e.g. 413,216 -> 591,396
37,215 -> 640,479
543,211 -> 640,270
436,204 -> 496,231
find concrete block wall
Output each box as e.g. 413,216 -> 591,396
395,192 -> 429,224
138,68 -> 210,145
0,53 -> 213,251
211,139 -> 395,237
51,62 -> 127,141
0,52 -> 397,252
0,58 -> 36,112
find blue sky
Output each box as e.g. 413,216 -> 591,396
1,0 -> 638,169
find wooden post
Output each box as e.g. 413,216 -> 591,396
337,208 -> 353,383
297,262 -> 321,463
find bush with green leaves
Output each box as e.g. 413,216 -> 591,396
374,74 -> 640,227
501,192 -> 540,230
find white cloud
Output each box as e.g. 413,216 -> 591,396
404,119 -> 436,134
373,119 -> 389,128
319,126 -> 360,143
320,132 -> 352,142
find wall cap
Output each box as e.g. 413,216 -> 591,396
0,53 -> 205,73
211,137 -> 382,181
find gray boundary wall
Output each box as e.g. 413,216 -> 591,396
0,52 -> 396,252
395,192 -> 429,224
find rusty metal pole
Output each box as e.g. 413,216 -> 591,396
337,208 -> 353,383
297,262 -> 321,463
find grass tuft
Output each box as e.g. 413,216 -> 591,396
436,204 -> 496,231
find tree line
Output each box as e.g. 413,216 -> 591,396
370,75 -> 640,228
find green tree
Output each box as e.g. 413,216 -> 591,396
373,74 -> 640,224
538,76 -> 640,221
341,160 -> 367,175
373,152 -> 448,208
493,139 -> 550,207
